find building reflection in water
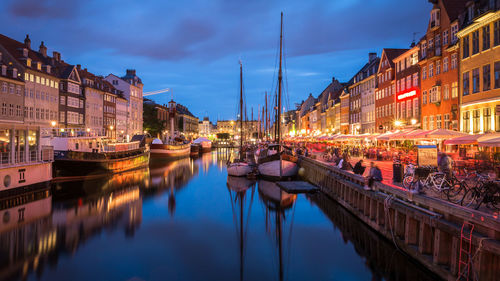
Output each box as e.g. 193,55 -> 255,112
226,176 -> 256,281
257,180 -> 297,281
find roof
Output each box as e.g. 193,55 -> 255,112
382,48 -> 409,68
176,103 -> 196,118
441,0 -> 469,22
0,33 -> 55,76
78,67 -> 122,96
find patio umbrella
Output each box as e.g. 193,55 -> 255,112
376,130 -> 398,140
424,129 -> 467,139
402,129 -> 426,140
443,134 -> 484,145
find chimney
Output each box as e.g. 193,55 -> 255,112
369,52 -> 377,62
126,69 -> 136,76
77,64 -> 81,70
52,51 -> 61,62
24,34 -> 31,49
39,41 -> 47,57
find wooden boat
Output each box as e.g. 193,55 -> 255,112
51,137 -> 150,178
193,137 -> 212,153
190,143 -> 201,157
150,138 -> 191,160
257,14 -> 298,180
227,62 -> 253,177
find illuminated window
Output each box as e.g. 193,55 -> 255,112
483,65 -> 491,91
443,57 -> 449,72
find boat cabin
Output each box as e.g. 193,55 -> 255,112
49,137 -> 140,153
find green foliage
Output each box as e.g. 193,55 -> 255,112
143,102 -> 164,137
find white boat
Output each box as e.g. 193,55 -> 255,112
227,161 -> 253,177
226,61 -> 252,177
0,125 -> 53,194
150,138 -> 191,160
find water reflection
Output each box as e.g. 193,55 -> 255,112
0,152 -> 440,281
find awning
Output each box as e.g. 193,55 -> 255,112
424,129 -> 468,139
444,134 -> 484,145
477,133 -> 500,147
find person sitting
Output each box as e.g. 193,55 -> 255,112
353,160 -> 366,175
339,155 -> 352,171
438,152 -> 453,179
365,162 -> 382,191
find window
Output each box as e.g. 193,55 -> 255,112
429,115 -> 435,130
29,107 -> 33,119
35,108 -> 39,119
463,111 -> 470,132
451,23 -> 459,43
423,116 -> 428,130
436,115 -> 442,129
60,96 -> 65,105
429,63 -> 434,77
436,60 -> 441,75
413,98 -> 420,117
423,91 -> 428,104
423,66 -> 427,80
484,108 -> 491,132
452,82 -> 458,98
413,73 -> 418,86
443,29 -> 449,45
472,68 -> 480,93
444,84 -> 450,100
473,109 -> 481,133
430,86 -> 441,103
407,99 -> 412,117
463,35 -> 470,58
451,53 -> 457,69
483,25 -> 490,50
472,30 -> 479,55
406,76 -> 411,89
444,114 -> 450,129
422,42 -> 427,58
401,101 -> 406,118
483,65 -> 491,91
60,111 -> 65,123
443,57 -> 449,72
494,20 -> 500,46
463,72 -> 470,96
495,61 -> 500,89
1,103 -> 6,115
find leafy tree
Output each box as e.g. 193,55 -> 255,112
143,102 -> 165,137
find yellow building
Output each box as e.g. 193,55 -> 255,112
457,10 -> 500,133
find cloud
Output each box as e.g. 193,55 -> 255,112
7,0 -> 80,19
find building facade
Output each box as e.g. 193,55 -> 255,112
458,5 -> 500,133
349,53 -> 379,134
340,89 -> 350,134
79,68 -> 104,136
375,48 -> 407,132
54,61 -> 84,130
418,0 -> 467,131
0,48 -> 24,124
394,46 -> 421,129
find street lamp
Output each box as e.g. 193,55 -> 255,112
50,121 -> 57,127
394,120 -> 402,127
411,118 -> 417,125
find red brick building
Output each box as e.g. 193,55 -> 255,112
375,48 -> 408,132
418,0 -> 468,131
394,45 -> 421,129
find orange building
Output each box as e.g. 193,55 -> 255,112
418,0 -> 468,131
340,89 -> 350,134
375,48 -> 408,132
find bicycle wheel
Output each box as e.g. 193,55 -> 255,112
461,187 -> 479,208
446,181 -> 466,204
403,175 -> 413,190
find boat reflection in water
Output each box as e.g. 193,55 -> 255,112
258,180 -> 297,281
226,176 -> 256,281
148,157 -> 199,216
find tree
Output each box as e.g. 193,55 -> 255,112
143,102 -> 164,137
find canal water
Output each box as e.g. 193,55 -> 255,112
0,151 -> 440,281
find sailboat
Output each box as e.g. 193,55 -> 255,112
227,62 -> 253,177
257,12 -> 298,180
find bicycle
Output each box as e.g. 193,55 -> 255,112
460,176 -> 500,210
402,163 -> 416,189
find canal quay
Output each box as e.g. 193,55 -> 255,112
0,151 -> 441,281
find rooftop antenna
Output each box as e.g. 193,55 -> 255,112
411,32 -> 419,46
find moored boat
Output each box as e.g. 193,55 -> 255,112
190,143 -> 201,157
193,137 -> 212,153
50,137 -> 149,178
150,138 -> 191,160
0,125 -> 53,195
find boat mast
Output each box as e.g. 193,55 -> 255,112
265,92 -> 268,141
239,62 -> 244,159
277,12 -> 283,145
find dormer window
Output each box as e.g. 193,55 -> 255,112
26,58 -> 31,67
13,68 -> 17,78
430,9 -> 440,28
1,65 -> 6,76
46,65 -> 51,74
22,48 -> 28,57
37,62 -> 41,70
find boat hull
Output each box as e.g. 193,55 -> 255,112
53,150 -> 150,178
227,162 -> 253,177
150,144 -> 191,160
257,159 -> 298,180
0,162 -> 52,196
200,142 -> 212,153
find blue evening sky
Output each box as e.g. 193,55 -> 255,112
2,0 -> 430,121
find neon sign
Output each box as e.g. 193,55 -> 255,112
397,90 -> 417,101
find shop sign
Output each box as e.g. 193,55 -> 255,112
397,90 -> 417,101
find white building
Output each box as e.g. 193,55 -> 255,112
116,95 -> 128,141
105,69 -> 143,138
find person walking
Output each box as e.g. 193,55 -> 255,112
438,152 -> 453,179
365,162 -> 382,191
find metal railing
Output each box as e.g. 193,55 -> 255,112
0,146 -> 54,168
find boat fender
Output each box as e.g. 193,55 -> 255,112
298,167 -> 306,177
